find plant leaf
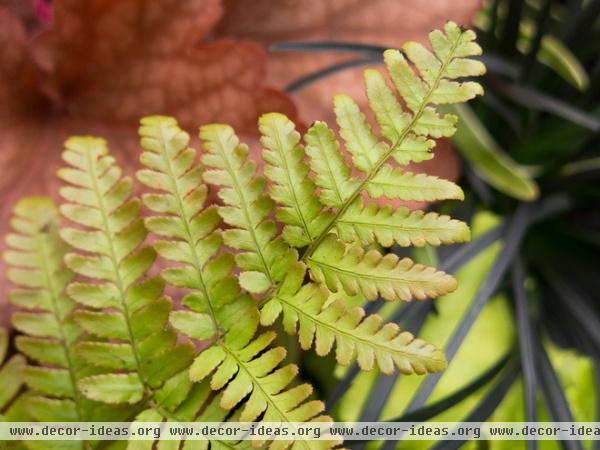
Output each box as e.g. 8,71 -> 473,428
58,136 -> 193,417
448,103 -> 539,201
337,200 -> 470,247
137,115 -> 259,346
200,123 -> 298,290
307,235 -> 457,301
262,284 -> 447,374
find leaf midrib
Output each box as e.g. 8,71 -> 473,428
37,232 -> 84,422
156,123 -> 221,337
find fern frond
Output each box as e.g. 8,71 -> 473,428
261,284 -> 446,374
3,197 -> 87,420
139,118 -> 337,449
300,22 -> 483,259
137,116 -> 259,346
259,113 -> 333,247
200,123 -> 298,293
58,137 -> 194,413
337,200 -> 470,247
307,235 -> 456,301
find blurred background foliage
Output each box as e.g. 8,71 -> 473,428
0,0 -> 599,449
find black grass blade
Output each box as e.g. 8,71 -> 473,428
357,304 -> 432,423
536,339 -> 583,450
270,41 -> 386,55
325,363 -> 361,411
389,352 -> 513,423
489,79 -> 600,131
500,0 -> 525,56
520,0 -> 552,80
404,203 -> 534,415
286,57 -> 378,93
541,267 -> 600,350
430,361 -> 520,450
512,258 -> 538,450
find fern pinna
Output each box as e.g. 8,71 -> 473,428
0,22 -> 484,449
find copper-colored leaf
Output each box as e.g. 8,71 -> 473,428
0,0 -> 297,323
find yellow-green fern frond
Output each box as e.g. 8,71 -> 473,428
58,137 -> 194,413
200,123 -> 298,294
3,197 -> 134,434
4,197 -> 84,422
366,165 -> 464,201
137,116 -> 259,347
337,200 -> 470,247
304,122 -> 359,208
190,331 -> 339,449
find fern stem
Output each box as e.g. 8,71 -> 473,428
302,37 -> 463,261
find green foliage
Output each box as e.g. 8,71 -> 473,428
200,123 -> 298,293
1,22 -> 485,448
4,198 -> 95,425
58,137 -> 195,420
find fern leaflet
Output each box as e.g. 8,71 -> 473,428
261,282 -> 446,374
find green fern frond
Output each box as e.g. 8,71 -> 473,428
307,235 -> 457,301
58,137 -> 194,413
138,118 -> 335,450
260,283 -> 446,374
301,22 -> 483,258
137,116 -> 259,346
337,200 -> 470,247
200,123 -> 298,293
259,113 -> 333,247
3,197 -> 86,421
